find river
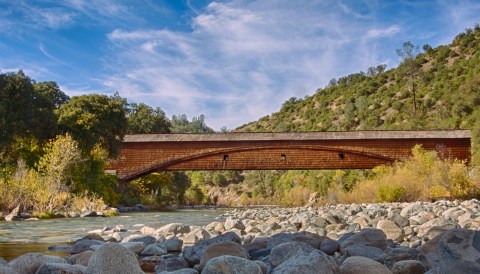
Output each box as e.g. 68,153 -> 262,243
0,209 -> 228,261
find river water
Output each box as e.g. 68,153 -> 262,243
0,209 -> 228,261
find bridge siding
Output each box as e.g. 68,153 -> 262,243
107,132 -> 471,182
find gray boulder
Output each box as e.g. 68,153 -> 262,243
154,254 -> 189,273
269,241 -> 315,267
0,265 -> 19,274
157,269 -> 198,274
122,234 -> 157,246
340,228 -> 387,253
383,247 -> 419,269
141,243 -> 168,256
376,220 -> 404,242
342,244 -> 385,262
72,239 -> 104,254
271,250 -> 339,274
199,241 -> 249,269
35,263 -> 86,274
224,217 -> 246,231
165,238 -> 183,252
182,232 -> 241,266
156,223 -> 191,235
85,242 -> 143,274
8,253 -> 67,274
340,256 -> 392,274
201,255 -> 262,274
391,260 -> 426,274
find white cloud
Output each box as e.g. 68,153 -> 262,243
102,0 -> 409,130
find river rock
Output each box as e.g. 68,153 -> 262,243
340,256 -> 392,274
0,258 -> 7,266
271,250 -> 339,274
122,234 -> 157,246
8,253 -> 67,274
76,233 -> 105,242
182,232 -> 241,266
183,228 -> 211,244
391,260 -> 426,274
199,241 -> 249,269
340,228 -> 387,252
383,247 -> 419,269
417,218 -> 455,238
165,238 -> 183,252
68,250 -> 94,266
204,222 -> 225,233
156,223 -> 191,236
153,254 -> 189,273
342,244 -> 385,262
224,217 -> 246,231
269,241 -> 315,267
201,255 -> 262,274
72,239 -> 105,254
0,265 -> 19,274
376,220 -> 404,242
120,242 -> 145,254
419,228 -> 480,273
157,269 -> 199,274
35,263 -> 86,274
400,203 -> 425,217
141,243 -> 168,256
85,242 -> 143,274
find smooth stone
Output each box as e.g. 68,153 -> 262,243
154,254 -> 189,273
340,228 -> 387,253
182,232 -> 241,266
383,247 -> 419,269
269,241 -> 315,267
85,242 -> 143,274
165,238 -> 183,252
122,234 -> 157,246
201,255 -> 262,274
320,238 -> 340,255
183,228 -> 211,244
72,239 -> 104,254
204,222 -> 225,233
156,223 -> 191,235
68,250 -> 94,266
271,250 -> 339,274
400,203 -> 424,217
0,258 -> 6,266
376,220 -> 404,242
199,241 -> 249,269
340,256 -> 392,274
417,218 -> 453,238
120,242 -> 145,254
391,260 -> 426,274
35,263 -> 86,274
342,244 -> 385,263
141,243 -> 168,256
8,253 -> 67,274
157,269 -> 199,274
224,217 -> 246,230
0,265 -> 19,274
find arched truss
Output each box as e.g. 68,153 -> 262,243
119,145 -> 396,182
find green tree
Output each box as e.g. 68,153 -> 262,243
57,93 -> 128,157
396,41 -> 421,114
127,103 -> 171,134
171,114 -> 214,133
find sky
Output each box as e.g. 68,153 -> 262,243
1,1 -> 479,130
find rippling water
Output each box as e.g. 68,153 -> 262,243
0,209 -> 228,261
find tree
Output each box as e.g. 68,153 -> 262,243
0,72 -> 69,149
396,41 -> 421,114
126,103 -> 171,134
57,93 -> 128,158
170,114 -> 213,133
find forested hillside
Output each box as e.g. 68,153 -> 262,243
236,26 -> 480,136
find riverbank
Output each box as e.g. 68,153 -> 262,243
1,199 -> 480,273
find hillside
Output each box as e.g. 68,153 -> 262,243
236,26 -> 480,134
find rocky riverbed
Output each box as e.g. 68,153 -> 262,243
2,199 -> 480,273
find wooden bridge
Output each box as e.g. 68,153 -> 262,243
106,130 -> 471,182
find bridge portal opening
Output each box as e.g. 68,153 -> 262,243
338,153 -> 345,160
280,154 -> 286,161
223,154 -> 229,161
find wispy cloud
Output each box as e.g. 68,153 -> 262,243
103,0 -> 402,129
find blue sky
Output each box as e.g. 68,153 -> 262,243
1,0 -> 479,130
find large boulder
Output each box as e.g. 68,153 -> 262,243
68,250 -> 94,266
340,256 -> 392,274
201,255 -> 262,274
122,234 -> 157,246
0,265 -> 19,274
8,253 -> 67,274
224,217 -> 246,231
391,260 -> 426,274
156,223 -> 191,236
71,239 -> 105,254
199,241 -> 249,269
153,254 -> 189,273
376,220 -> 404,242
35,263 -> 86,274
165,238 -> 183,252
418,228 -> 480,273
340,228 -> 387,253
269,241 -> 315,267
271,250 -> 339,274
85,242 -> 144,274
383,247 -> 419,269
182,232 -> 241,266
342,244 -> 385,262
141,243 -> 168,256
